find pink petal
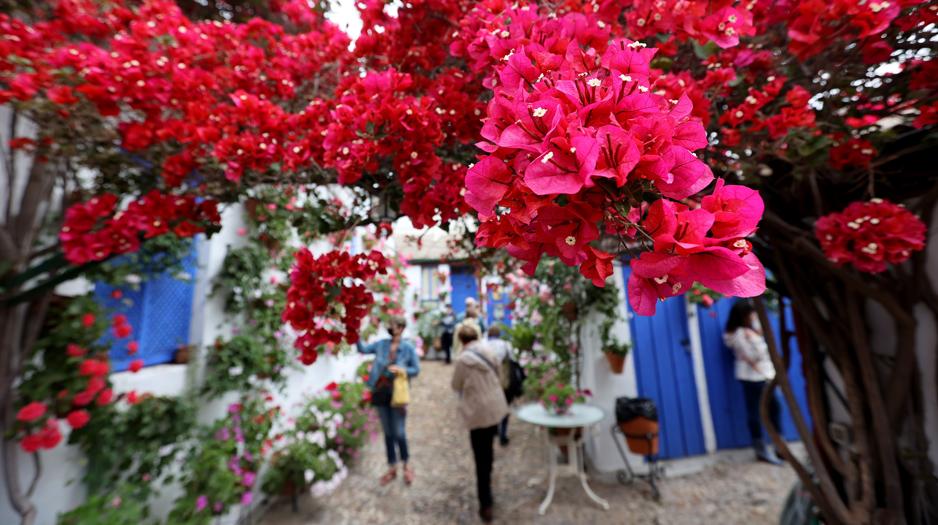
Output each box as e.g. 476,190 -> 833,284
657,147 -> 714,200
700,252 -> 766,297
465,157 -> 512,218
627,271 -> 659,316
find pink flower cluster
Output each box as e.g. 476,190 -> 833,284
462,4 -> 765,312
815,199 -> 927,273
283,250 -> 388,365
628,180 -> 766,315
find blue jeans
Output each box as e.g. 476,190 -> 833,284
741,380 -> 781,442
375,405 -> 409,465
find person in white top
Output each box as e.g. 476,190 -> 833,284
723,300 -> 783,465
485,325 -> 513,446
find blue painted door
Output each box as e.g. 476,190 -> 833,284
486,285 -> 511,328
449,265 -> 478,316
697,298 -> 811,449
624,268 -> 706,459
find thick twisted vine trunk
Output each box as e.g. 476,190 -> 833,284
1,127 -> 60,523
747,139 -> 938,525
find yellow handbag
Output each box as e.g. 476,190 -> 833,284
391,369 -> 410,407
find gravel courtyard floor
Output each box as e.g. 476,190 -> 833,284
260,360 -> 796,525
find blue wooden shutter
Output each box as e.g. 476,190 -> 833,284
96,240 -> 198,372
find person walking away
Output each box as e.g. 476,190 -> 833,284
451,325 -> 509,523
485,325 -> 513,446
723,300 -> 783,465
440,304 -> 456,364
358,316 -> 421,484
453,297 -> 484,355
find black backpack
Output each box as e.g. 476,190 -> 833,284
504,359 -> 526,403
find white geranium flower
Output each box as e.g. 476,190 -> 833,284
228,366 -> 243,376
310,431 -> 326,447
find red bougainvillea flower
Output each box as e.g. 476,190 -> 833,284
815,198 -> 927,273
66,344 -> 86,357
81,313 -> 96,328
66,410 -> 91,430
283,249 -> 388,365
16,401 -> 46,423
60,192 -> 220,265
829,137 -> 877,171
127,341 -> 139,355
128,359 -> 144,373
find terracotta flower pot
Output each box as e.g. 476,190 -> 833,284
173,345 -> 190,364
618,417 -> 659,456
561,300 -> 578,321
604,351 -> 626,374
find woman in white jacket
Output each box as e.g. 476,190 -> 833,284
723,300 -> 783,465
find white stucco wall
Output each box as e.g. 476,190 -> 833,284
0,204 -> 367,525
580,263 -> 651,475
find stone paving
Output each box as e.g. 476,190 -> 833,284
259,360 -> 796,525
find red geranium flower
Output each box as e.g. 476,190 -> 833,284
66,410 -> 91,429
16,402 -> 46,423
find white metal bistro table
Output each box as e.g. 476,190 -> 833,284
515,402 -> 610,515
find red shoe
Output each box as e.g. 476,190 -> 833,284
380,468 -> 397,486
403,466 -> 415,485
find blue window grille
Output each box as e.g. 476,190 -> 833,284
94,240 -> 198,372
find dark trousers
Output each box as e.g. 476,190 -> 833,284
498,413 -> 509,441
470,425 -> 497,509
441,331 -> 453,363
741,380 -> 781,442
376,405 -> 409,465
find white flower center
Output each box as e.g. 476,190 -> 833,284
653,275 -> 669,284
541,151 -> 554,164
587,78 -> 601,87
532,107 -> 547,118
564,236 -> 576,246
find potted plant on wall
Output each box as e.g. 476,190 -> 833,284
600,320 -> 630,375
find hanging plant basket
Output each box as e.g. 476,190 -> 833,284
561,300 -> 578,321
244,198 -> 262,221
173,345 -> 191,364
604,350 -> 626,374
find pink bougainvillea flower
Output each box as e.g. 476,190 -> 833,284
701,179 -> 765,239
128,359 -> 144,373
465,157 -> 512,219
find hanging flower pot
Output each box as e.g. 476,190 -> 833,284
244,198 -> 262,221
173,345 -> 190,364
604,350 -> 626,374
561,300 -> 578,321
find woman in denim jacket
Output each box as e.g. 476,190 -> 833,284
358,316 -> 420,485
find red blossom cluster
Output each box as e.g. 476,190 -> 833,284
59,191 -> 221,264
815,199 -> 927,273
282,249 -> 389,365
322,70 -> 471,227
18,319 -> 120,453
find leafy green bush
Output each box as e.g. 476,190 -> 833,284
71,395 -> 195,494
57,483 -> 150,525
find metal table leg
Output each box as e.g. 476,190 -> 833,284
538,429 -> 558,515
